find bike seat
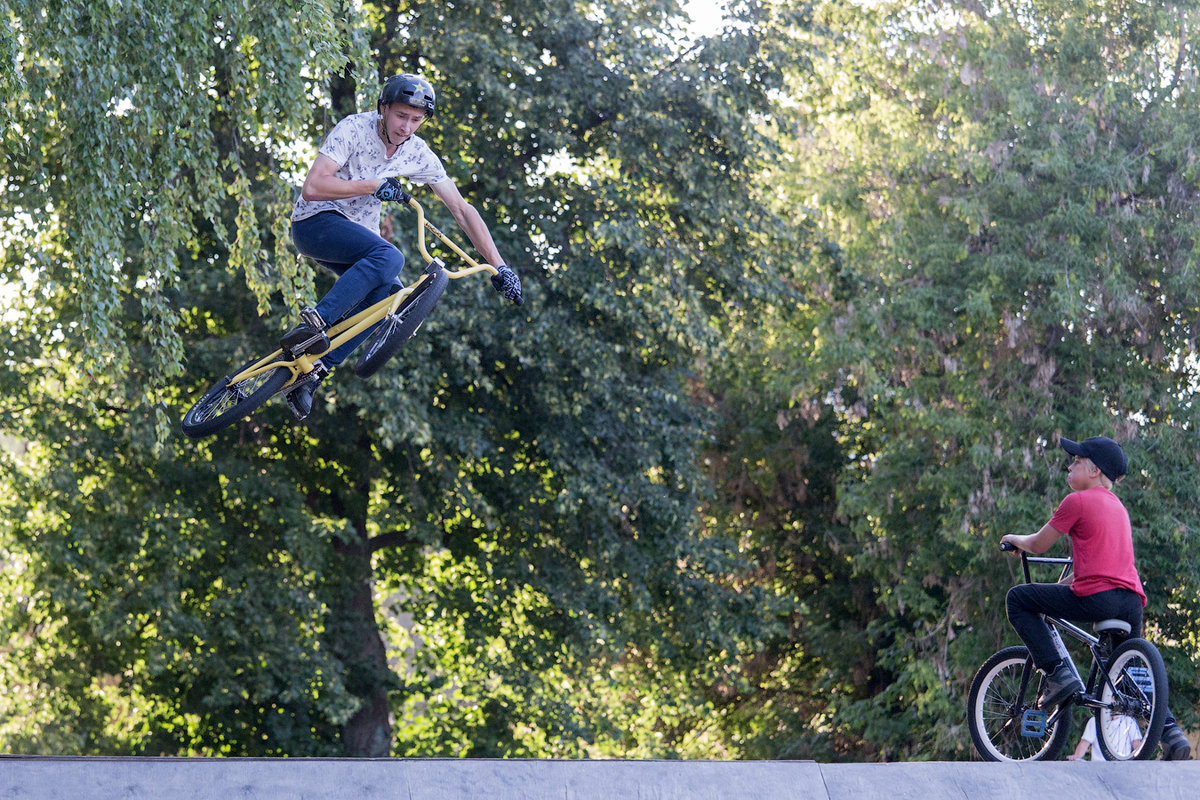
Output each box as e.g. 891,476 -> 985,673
1093,619 -> 1132,635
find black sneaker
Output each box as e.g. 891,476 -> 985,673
280,307 -> 330,357
280,323 -> 330,358
1038,663 -> 1083,709
286,363 -> 326,421
1161,723 -> 1192,761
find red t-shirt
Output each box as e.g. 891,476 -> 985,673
1049,486 -> 1146,606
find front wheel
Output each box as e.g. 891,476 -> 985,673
182,355 -> 292,438
1096,637 -> 1168,761
968,646 -> 1073,762
353,267 -> 448,379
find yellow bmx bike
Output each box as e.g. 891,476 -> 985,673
182,193 -> 515,438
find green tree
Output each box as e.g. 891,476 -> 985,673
0,0 -> 371,753
0,0 -> 798,756
709,0 -> 1200,759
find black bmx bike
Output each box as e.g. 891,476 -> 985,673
967,543 -> 1168,761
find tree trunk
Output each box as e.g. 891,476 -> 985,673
331,528 -> 392,757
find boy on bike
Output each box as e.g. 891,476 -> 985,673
1001,435 -> 1191,760
283,73 -> 523,420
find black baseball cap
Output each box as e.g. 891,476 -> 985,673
1060,436 -> 1127,481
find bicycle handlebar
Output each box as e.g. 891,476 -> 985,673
390,193 -> 495,277
384,191 -> 523,304
999,540 -> 1072,585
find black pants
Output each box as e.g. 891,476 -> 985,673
1006,582 -> 1176,728
1006,583 -> 1143,670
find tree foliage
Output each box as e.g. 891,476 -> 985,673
0,0 -> 375,753
1,0 -> 797,757
702,0 -> 1200,759
0,0 -> 373,439
4,0 -> 1199,763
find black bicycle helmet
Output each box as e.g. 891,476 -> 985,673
378,74 -> 436,117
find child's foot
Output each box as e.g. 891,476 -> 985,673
286,361 -> 327,421
1161,724 -> 1192,761
1038,663 -> 1082,709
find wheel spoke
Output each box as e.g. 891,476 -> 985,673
970,649 -> 1067,761
183,358 -> 292,438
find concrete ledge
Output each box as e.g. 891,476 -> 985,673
1,755 -> 1198,799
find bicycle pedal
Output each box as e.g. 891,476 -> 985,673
299,306 -> 327,329
1020,709 -> 1048,738
280,326 -> 330,358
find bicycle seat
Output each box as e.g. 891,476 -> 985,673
1093,619 -> 1132,635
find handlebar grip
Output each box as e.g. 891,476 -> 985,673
1000,542 -> 1016,552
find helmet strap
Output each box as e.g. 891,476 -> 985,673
377,106 -> 396,146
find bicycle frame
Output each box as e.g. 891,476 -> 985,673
227,195 -> 499,389
1017,553 -> 1139,727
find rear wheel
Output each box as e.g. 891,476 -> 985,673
1096,638 -> 1168,760
968,646 -> 1072,761
182,355 -> 292,438
353,267 -> 448,379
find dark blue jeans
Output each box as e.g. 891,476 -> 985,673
291,212 -> 405,368
1007,582 -> 1177,728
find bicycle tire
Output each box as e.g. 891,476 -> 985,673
1095,637 -> 1168,761
967,646 -> 1073,762
182,355 -> 292,438
352,267 -> 448,380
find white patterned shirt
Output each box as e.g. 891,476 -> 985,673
1080,715 -> 1141,760
292,111 -> 449,236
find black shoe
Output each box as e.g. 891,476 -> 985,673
280,323 -> 330,358
280,307 -> 330,357
1161,724 -> 1192,761
1038,663 -> 1083,709
286,364 -> 326,421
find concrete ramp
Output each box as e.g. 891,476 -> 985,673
1,755 -> 1198,799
